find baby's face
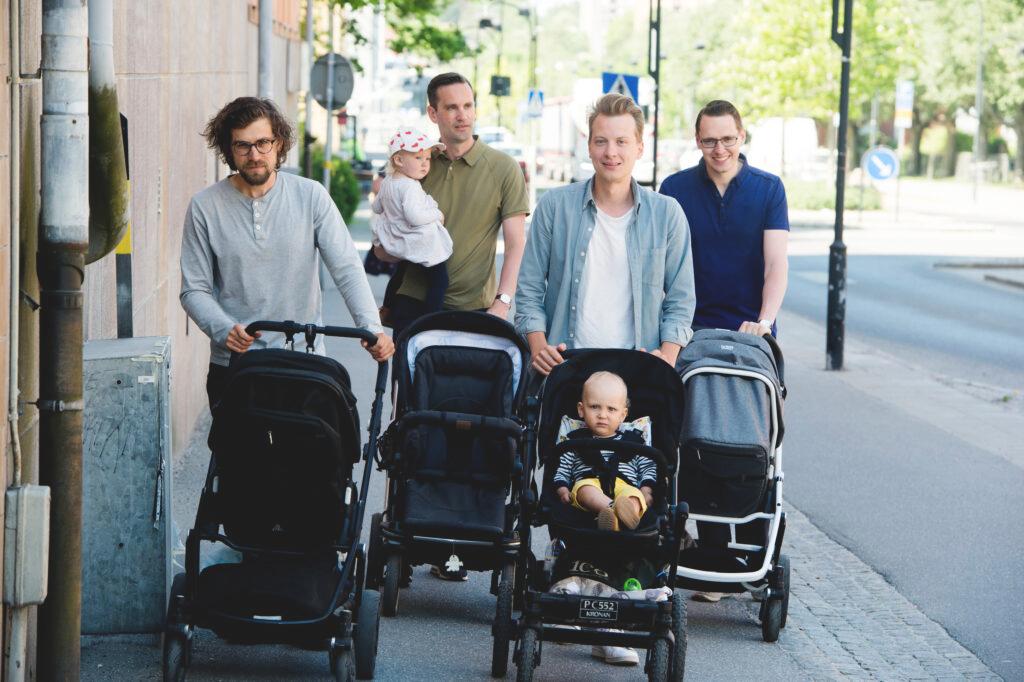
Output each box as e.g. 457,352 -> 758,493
394,149 -> 431,180
577,381 -> 628,438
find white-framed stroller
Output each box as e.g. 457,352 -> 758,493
674,328 -> 790,642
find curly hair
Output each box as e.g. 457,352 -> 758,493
203,97 -> 295,171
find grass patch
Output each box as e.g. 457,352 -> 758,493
785,179 -> 882,211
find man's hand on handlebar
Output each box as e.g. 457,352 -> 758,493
363,332 -> 395,362
226,324 -> 260,353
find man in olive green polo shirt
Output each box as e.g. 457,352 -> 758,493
383,72 -> 529,334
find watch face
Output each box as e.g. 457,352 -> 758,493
497,294 -> 512,304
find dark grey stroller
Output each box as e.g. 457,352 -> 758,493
674,328 -> 790,642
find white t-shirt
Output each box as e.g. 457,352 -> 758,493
575,206 -> 634,349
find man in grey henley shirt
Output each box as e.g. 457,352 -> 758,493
180,97 -> 394,406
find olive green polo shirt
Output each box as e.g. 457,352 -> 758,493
397,137 -> 529,310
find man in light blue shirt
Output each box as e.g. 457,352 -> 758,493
515,93 -> 695,375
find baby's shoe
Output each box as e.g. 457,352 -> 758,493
614,497 -> 643,530
597,504 -> 619,532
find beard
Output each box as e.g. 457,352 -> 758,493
237,161 -> 273,186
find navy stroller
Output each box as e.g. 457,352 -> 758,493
162,321 -> 388,681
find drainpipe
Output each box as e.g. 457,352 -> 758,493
259,0 -> 273,98
37,0 -> 89,679
86,0 -> 130,265
6,0 -> 28,674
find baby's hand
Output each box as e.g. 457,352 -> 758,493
641,486 -> 654,507
557,487 -> 572,505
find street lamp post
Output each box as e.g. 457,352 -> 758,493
647,0 -> 662,189
827,0 -> 854,371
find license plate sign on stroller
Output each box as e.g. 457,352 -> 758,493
579,598 -> 618,622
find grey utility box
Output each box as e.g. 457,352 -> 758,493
82,336 -> 173,633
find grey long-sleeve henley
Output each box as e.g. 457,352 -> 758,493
180,172 -> 383,366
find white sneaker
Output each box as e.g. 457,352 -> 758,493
591,645 -> 639,666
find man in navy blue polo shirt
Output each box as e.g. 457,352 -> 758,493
660,100 -> 789,603
659,100 -> 789,338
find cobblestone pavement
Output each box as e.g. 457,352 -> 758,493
746,507 -> 1000,681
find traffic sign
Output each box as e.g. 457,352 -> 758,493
862,146 -> 900,181
894,80 -> 914,130
310,53 -> 354,111
490,75 -> 511,97
527,89 -> 544,118
601,72 -> 639,102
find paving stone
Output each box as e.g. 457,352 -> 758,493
745,507 -> 1000,681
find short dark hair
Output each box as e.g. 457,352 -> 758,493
427,72 -> 473,109
203,97 -> 295,171
695,100 -> 744,136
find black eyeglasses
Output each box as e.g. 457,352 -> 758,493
699,136 -> 739,149
231,138 -> 276,155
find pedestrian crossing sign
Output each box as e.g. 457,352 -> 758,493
527,89 -> 544,118
602,72 -> 640,102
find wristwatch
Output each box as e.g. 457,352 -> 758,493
495,293 -> 512,307
758,319 -> 774,329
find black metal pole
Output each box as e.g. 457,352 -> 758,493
116,113 -> 133,338
648,0 -> 661,189
827,0 -> 854,370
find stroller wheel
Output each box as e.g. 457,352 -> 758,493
354,589 -> 381,679
515,627 -> 538,682
162,627 -> 190,682
670,590 -> 687,681
329,646 -> 356,681
366,513 -> 384,590
381,554 -> 402,617
778,554 -> 791,628
162,572 -> 191,681
647,638 -> 670,682
491,562 -> 516,677
760,598 -> 783,643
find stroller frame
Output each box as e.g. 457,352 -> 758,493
673,330 -> 790,643
515,349 -> 691,682
366,311 -> 532,677
163,321 -> 389,681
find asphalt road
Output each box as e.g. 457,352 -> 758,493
777,309 -> 1024,680
785,253 -> 1024,391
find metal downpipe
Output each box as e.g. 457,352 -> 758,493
37,1 -> 89,679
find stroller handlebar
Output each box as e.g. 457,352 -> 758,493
245,320 -> 379,346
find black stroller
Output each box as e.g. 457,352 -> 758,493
516,349 -> 691,682
674,329 -> 790,642
366,311 -> 532,677
162,321 -> 388,681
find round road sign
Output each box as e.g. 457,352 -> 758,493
310,53 -> 354,111
862,146 -> 900,182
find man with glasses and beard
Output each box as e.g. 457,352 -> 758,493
658,99 -> 789,604
180,97 -> 394,408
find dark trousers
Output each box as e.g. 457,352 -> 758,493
206,363 -> 229,410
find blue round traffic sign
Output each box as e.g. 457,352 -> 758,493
862,146 -> 900,181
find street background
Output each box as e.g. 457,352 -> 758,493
82,177 -> 1023,680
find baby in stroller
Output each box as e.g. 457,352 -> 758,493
553,371 -> 656,532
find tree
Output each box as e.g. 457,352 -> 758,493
330,0 -> 473,65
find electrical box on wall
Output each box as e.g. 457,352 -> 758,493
82,336 -> 173,634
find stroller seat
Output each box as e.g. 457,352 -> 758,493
395,344 -> 517,541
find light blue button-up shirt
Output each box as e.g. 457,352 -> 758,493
515,177 -> 695,351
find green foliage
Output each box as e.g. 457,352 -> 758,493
310,144 -> 361,224
786,180 -> 882,210
329,0 -> 472,64
954,131 -> 974,153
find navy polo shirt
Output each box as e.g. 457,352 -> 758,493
659,154 -> 788,333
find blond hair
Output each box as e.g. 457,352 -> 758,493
582,371 -> 630,408
587,93 -> 644,142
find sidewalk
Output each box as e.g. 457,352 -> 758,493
81,276 -> 1010,681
